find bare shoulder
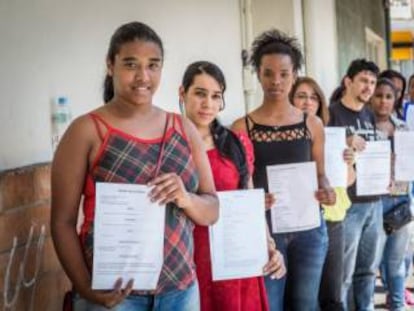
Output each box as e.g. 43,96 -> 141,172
306,113 -> 324,139
66,113 -> 97,142
179,116 -> 201,143
231,116 -> 248,133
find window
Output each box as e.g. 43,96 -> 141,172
365,27 -> 387,70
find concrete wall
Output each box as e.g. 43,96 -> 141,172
0,0 -> 244,171
248,0 -> 305,110
336,0 -> 386,77
303,0 -> 339,99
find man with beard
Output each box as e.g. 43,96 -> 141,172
328,59 -> 381,311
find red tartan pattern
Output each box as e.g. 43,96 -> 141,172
81,113 -> 199,294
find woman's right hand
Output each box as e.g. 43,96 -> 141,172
85,278 -> 134,308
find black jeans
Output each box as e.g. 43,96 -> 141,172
319,220 -> 345,311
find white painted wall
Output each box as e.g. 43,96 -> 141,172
302,0 -> 339,100
0,0 -> 244,170
247,0 -> 305,110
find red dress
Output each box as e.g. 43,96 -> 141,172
193,132 -> 269,311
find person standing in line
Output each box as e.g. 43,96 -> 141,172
378,70 -> 407,120
232,29 -> 336,311
378,69 -> 414,307
370,78 -> 412,311
179,60 -> 286,311
328,58 -> 382,311
403,74 -> 414,130
51,21 -> 219,311
290,76 -> 356,311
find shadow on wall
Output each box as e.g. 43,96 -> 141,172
0,163 -> 70,311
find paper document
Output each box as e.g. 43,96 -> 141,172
356,140 -> 391,196
267,162 -> 320,233
324,127 -> 347,188
92,182 -> 165,290
395,131 -> 414,181
209,189 -> 268,281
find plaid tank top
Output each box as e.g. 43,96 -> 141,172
80,112 -> 199,294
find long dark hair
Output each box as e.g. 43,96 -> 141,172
103,21 -> 164,103
181,61 -> 249,189
330,78 -> 345,105
379,69 -> 406,117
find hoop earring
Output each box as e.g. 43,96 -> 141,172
220,99 -> 226,111
179,100 -> 186,117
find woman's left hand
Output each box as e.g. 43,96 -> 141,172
315,187 -> 336,205
265,193 -> 276,210
343,148 -> 355,166
148,173 -> 191,208
263,241 -> 286,280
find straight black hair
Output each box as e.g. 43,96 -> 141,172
103,21 -> 164,103
181,61 -> 249,189
379,69 -> 406,116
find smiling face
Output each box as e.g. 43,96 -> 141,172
181,73 -> 223,129
258,54 -> 296,102
107,39 -> 163,106
292,82 -> 320,116
371,83 -> 396,118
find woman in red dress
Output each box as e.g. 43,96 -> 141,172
179,61 -> 286,311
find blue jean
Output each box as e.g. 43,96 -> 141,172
265,214 -> 328,311
73,281 -> 199,311
342,200 -> 383,311
378,195 -> 411,311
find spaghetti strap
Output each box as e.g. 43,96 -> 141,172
89,113 -> 110,141
154,113 -> 170,178
245,115 -> 255,139
175,114 -> 190,143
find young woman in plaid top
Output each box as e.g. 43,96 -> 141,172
51,22 -> 218,310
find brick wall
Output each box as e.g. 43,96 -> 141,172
0,163 -> 71,310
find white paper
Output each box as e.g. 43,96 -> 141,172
395,131 -> 414,181
324,127 -> 347,188
92,182 -> 165,290
209,189 -> 268,281
406,105 -> 414,130
356,140 -> 391,196
266,162 -> 320,233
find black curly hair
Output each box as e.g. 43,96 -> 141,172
250,29 -> 303,73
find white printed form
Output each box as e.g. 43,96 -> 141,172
395,131 -> 414,181
267,162 -> 320,233
356,140 -> 391,196
325,127 -> 347,188
209,189 -> 268,281
92,182 -> 165,290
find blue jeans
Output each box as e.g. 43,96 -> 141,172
265,214 -> 328,311
342,200 -> 383,311
73,281 -> 199,311
379,195 -> 411,311
319,221 -> 345,311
